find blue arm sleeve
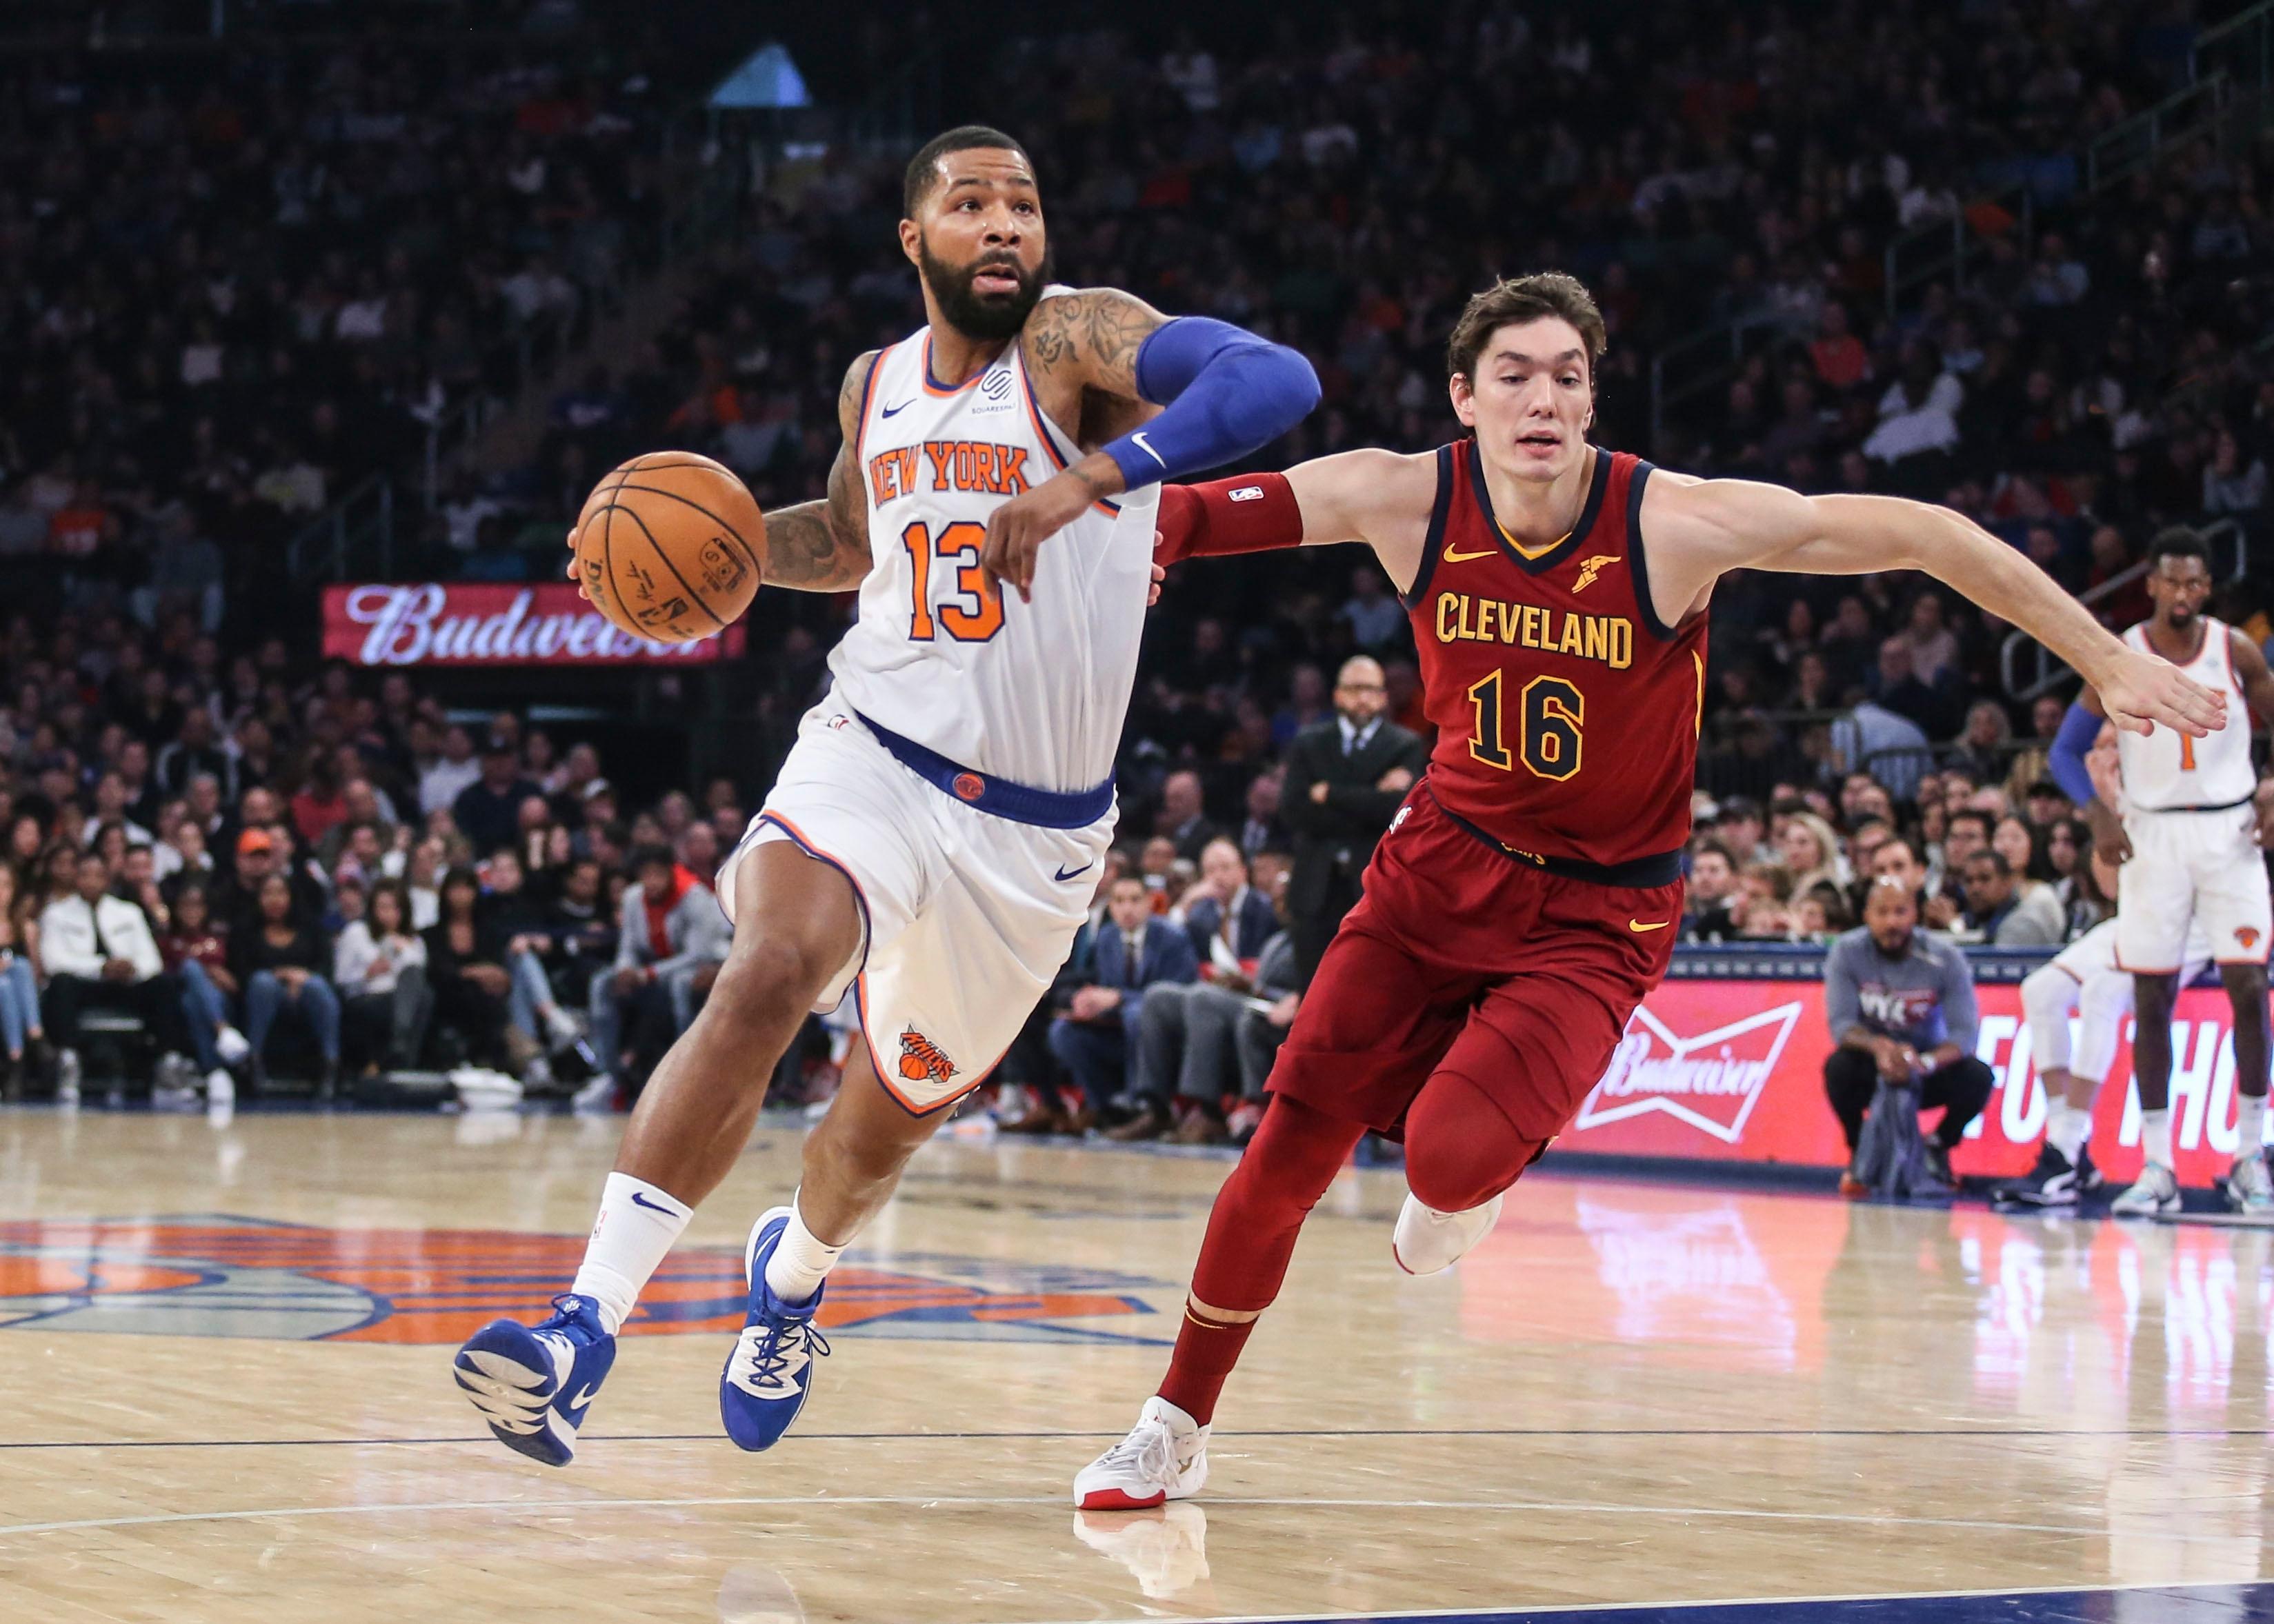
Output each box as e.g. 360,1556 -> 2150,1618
2048,702 -> 2101,805
1101,317 -> 1320,489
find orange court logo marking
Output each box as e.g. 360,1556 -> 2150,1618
0,1216 -> 1164,1345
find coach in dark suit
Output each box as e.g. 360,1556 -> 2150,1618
1281,654 -> 1428,983
1048,872 -> 1199,1123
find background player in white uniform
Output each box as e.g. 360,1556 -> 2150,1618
2054,528 -> 2274,1214
2008,857 -> 2210,1207
452,126 -> 1318,1466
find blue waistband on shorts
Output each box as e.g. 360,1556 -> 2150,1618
852,710 -> 1113,830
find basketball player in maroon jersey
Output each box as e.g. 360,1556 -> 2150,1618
1069,272 -> 2224,1509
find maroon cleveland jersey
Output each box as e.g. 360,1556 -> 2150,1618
1402,440 -> 1707,870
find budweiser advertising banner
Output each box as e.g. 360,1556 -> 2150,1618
1564,979 -> 2261,1186
323,584 -> 746,668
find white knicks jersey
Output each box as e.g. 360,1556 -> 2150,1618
2115,616 -> 2256,811
824,304 -> 1159,793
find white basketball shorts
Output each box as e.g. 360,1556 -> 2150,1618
2115,804 -> 2271,972
2028,918 -> 2211,1082
714,706 -> 1114,1114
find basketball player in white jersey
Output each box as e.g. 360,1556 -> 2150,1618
2008,850 -> 2211,1207
452,126 -> 1319,1465
2052,529 -> 2274,1214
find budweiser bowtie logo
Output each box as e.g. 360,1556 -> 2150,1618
1574,999 -> 1804,1145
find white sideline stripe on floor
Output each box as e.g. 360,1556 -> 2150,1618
0,1491 -> 2248,1539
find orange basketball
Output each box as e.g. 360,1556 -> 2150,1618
572,452 -> 766,645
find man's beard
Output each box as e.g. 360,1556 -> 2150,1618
918,239 -> 1045,341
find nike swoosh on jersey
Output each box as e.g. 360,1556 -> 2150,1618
1055,861 -> 1094,883
1131,431 -> 1165,467
1442,543 -> 1497,563
1628,919 -> 1670,932
879,399 -> 913,418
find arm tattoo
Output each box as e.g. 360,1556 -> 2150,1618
764,352 -> 877,592
1021,288 -> 1166,401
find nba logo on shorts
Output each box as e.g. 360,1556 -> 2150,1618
898,1027 -> 957,1085
953,772 -> 986,802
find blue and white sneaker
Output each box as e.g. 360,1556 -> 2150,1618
719,1205 -> 832,1451
453,1292 -> 616,1467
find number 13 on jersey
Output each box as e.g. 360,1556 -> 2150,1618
902,519 -> 1004,642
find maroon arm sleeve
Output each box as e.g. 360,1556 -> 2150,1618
1152,472 -> 1305,566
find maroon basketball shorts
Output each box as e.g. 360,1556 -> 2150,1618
1270,788 -> 1682,1141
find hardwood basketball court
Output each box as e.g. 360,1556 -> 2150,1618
3,1106 -> 2271,1623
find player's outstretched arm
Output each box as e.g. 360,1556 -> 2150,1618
983,290 -> 1319,599
757,350 -> 881,593
1153,449 -> 1441,593
1641,474 -> 2227,739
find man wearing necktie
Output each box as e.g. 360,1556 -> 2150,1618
1279,655 -> 1429,983
1046,874 -> 1199,1125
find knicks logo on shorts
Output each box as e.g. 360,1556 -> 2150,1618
2240,927 -> 2263,951
899,1027 -> 957,1085
953,772 -> 986,802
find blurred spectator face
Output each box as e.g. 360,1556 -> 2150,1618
518,794 -> 551,833
1251,852 -> 1290,908
1334,656 -> 1387,724
334,876 -> 366,923
1717,805 -> 1763,857
254,873 -> 292,923
681,823 -> 719,874
2031,695 -> 2066,738
1199,839 -> 1246,899
481,743 -> 519,790
347,824 -> 381,870
562,860 -> 601,905
242,786 -> 279,828
344,781 -> 381,824
1106,876 -> 1152,933
639,855 -> 678,902
76,852 -> 109,903
1246,772 -> 1281,818
1288,665 -> 1326,712
408,719 -> 437,759
1876,637 -> 1913,686
1944,813 -> 1991,868
1992,816 -> 2033,874
442,727 -> 473,765
95,772 -> 129,818
1830,597 -> 1871,641
410,839 -> 443,887
121,846 -> 154,892
659,792 -> 695,836
1962,853 -> 2014,914
235,829 -> 275,880
1139,836 -> 1178,879
1849,821 -> 1891,874
710,806 -> 744,850
1864,881 -> 1918,955
2048,819 -> 2082,877
1871,838 -> 1926,894
1908,594 -> 1944,638
1160,772 -> 1204,827
489,850 -> 524,893
566,744 -> 601,788
1689,848 -> 1735,902
1963,702 -> 2006,748
8,814 -> 43,864
186,775 -> 220,825
1776,820 -> 1826,874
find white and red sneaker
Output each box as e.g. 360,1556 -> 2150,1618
1391,1191 -> 1503,1274
1073,1395 -> 1209,1510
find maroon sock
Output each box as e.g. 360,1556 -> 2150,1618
1157,1302 -> 1257,1425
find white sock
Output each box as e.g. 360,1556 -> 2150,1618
2142,1108 -> 2173,1169
571,1172 -> 692,1334
2240,1093 -> 2268,1156
2048,1104 -> 2090,1162
762,1190 -> 849,1306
